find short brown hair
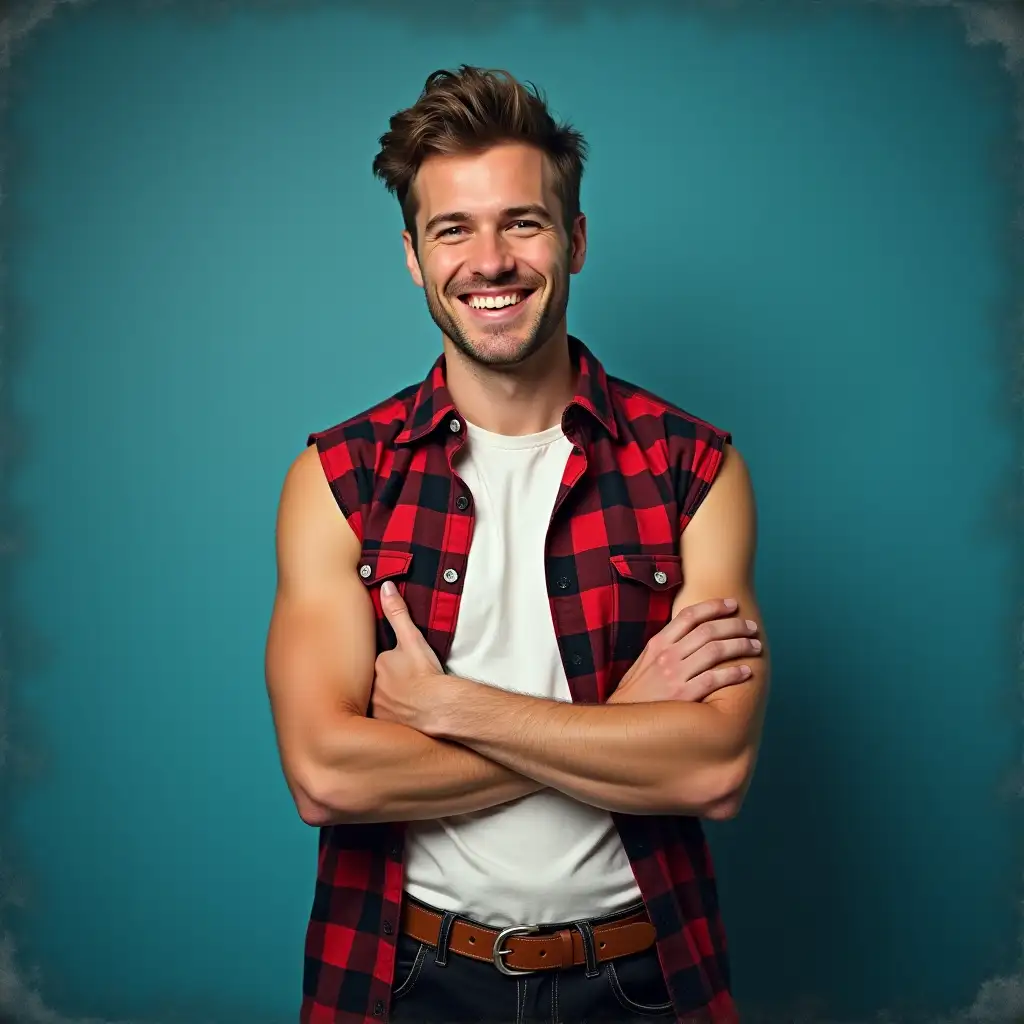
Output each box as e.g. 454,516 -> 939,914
372,65 -> 588,246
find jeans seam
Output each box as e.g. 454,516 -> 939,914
606,960 -> 675,1015
391,942 -> 428,1000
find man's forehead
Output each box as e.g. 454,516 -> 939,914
414,144 -> 555,214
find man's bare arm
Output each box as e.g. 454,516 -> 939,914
264,445 -> 543,826
418,444 -> 770,820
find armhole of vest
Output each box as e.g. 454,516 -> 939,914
306,435 -> 365,544
678,428 -> 732,534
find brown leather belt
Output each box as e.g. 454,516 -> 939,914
401,900 -> 657,975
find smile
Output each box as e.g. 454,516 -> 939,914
457,289 -> 536,321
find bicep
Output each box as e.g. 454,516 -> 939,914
264,446 -> 377,794
673,444 -> 770,724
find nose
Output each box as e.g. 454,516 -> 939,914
468,229 -> 516,281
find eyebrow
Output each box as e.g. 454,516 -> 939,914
422,204 -> 553,236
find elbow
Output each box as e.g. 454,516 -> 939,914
689,753 -> 755,821
289,762 -> 365,828
294,784 -> 337,827
701,793 -> 744,822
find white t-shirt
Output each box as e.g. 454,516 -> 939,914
402,420 -> 643,927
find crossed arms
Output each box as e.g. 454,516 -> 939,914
264,443 -> 770,826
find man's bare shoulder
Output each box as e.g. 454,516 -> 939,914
681,443 -> 757,586
275,445 -> 361,588
280,444 -> 338,516
709,443 -> 754,496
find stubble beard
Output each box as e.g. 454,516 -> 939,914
422,260 -> 570,371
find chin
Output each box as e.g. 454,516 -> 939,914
457,332 -> 544,368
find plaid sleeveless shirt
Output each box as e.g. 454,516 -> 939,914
301,338 -> 736,1024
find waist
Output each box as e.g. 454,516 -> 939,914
401,894 -> 657,975
401,791 -> 643,925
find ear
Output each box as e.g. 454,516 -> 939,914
569,212 -> 587,275
402,230 -> 425,288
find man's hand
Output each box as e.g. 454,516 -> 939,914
369,580 -> 453,731
370,581 -> 760,726
608,598 -> 761,705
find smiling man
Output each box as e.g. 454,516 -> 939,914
265,66 -> 770,1024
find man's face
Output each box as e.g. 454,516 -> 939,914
402,142 -> 587,369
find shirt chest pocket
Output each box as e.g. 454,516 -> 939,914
608,552 -> 684,666
357,549 -> 416,650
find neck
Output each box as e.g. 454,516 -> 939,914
442,325 -> 576,436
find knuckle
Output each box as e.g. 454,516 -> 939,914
677,606 -> 699,627
692,622 -> 714,645
700,618 -> 724,643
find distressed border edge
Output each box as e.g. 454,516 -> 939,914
0,1 -> 1019,1022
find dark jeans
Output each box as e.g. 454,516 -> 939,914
388,902 -> 675,1024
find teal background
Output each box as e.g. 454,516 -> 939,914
6,3 -> 1019,1022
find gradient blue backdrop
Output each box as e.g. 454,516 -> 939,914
7,3 -> 1019,1021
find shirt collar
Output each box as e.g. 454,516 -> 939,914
394,335 -> 619,446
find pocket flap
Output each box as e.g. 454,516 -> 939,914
609,553 -> 683,590
358,549 -> 413,585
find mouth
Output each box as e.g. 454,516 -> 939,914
456,288 -> 537,322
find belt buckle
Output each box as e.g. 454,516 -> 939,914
492,924 -> 540,976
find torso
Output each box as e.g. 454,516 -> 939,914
402,420 -> 643,926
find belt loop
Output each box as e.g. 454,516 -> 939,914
556,928 -> 575,969
572,920 -> 600,979
433,911 -> 459,967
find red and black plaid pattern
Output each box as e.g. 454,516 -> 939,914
302,338 -> 734,1024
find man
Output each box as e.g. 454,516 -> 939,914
266,66 -> 770,1024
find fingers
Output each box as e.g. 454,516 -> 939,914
655,598 -> 743,647
683,664 -> 753,702
680,634 -> 761,679
655,610 -> 759,663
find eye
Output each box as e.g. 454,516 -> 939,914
509,220 -> 541,231
439,226 -> 465,238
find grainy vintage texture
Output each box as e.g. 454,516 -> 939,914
0,2 -> 1020,1022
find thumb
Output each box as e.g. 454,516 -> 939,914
380,580 -> 422,646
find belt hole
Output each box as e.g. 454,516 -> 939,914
599,942 -> 606,949
540,951 -> 546,958
468,936 -> 475,944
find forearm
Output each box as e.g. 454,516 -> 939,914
298,712 -> 544,825
426,681 -> 750,817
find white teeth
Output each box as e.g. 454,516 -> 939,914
467,293 -> 522,310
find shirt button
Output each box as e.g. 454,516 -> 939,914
359,564 -> 372,579
389,844 -> 401,858
653,570 -> 668,585
456,495 -> 470,511
449,418 -> 462,433
557,577 -> 571,590
572,654 -> 583,666
443,568 -> 459,584
373,1000 -> 385,1016
383,920 -> 393,935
